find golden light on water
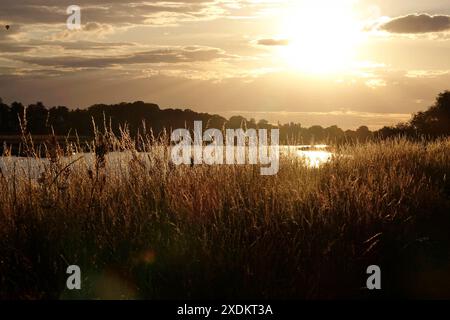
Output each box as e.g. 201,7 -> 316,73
284,145 -> 333,168
298,150 -> 333,168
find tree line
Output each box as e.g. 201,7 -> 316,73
0,91 -> 449,145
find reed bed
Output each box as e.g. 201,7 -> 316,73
0,131 -> 449,299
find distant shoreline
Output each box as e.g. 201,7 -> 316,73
1,134 -> 334,158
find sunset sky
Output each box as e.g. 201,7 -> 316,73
1,0 -> 450,129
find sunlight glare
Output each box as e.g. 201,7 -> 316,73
277,0 -> 365,74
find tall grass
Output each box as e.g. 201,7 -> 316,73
0,130 -> 449,299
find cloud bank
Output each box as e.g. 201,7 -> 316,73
381,14 -> 450,33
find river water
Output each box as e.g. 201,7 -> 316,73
0,145 -> 333,179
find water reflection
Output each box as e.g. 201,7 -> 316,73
297,150 -> 333,168
283,145 -> 333,168
0,145 -> 334,178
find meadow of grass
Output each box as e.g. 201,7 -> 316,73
0,131 -> 449,299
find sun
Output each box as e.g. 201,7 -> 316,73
276,0 -> 364,74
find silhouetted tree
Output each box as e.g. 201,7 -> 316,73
27,102 -> 48,134
309,125 -> 325,143
356,126 -> 371,142
410,91 -> 450,137
1,91 -> 449,152
325,125 -> 344,142
0,99 -> 10,132
228,116 -> 248,129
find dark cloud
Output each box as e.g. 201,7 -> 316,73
14,47 -> 230,69
257,38 -> 289,46
381,14 -> 450,33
